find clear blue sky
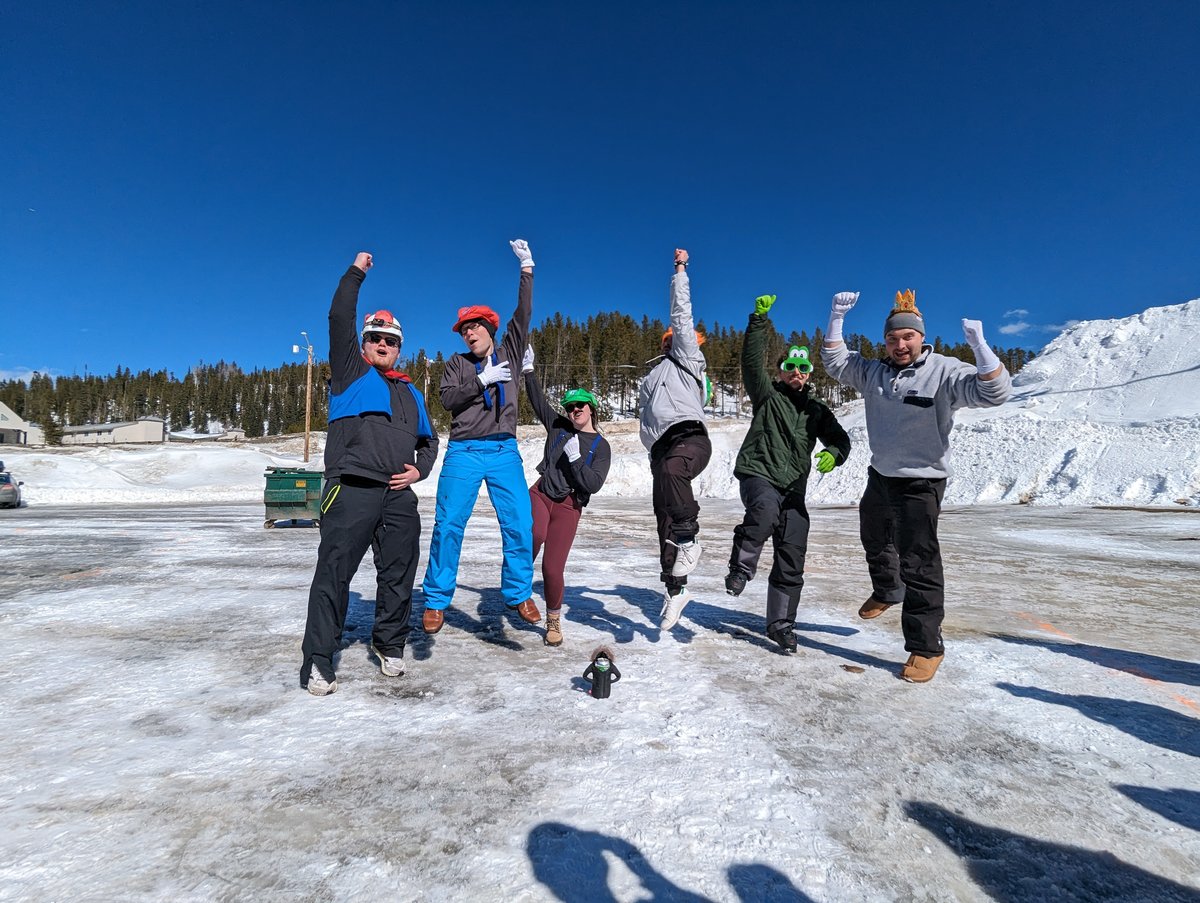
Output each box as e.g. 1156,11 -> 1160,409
3,0 -> 1198,380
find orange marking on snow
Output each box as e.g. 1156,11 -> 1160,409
1014,611 -> 1074,638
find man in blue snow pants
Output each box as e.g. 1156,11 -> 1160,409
420,239 -> 537,634
300,251 -> 439,697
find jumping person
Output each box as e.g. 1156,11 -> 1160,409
521,346 -> 612,647
300,251 -> 439,696
821,289 -> 1011,683
638,248 -> 712,630
420,240 -> 537,634
725,294 -> 851,652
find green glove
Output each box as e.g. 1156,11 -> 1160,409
814,450 -> 836,474
754,294 -> 777,315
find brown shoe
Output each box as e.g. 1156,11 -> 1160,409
900,653 -> 944,683
422,608 -> 444,634
515,598 -> 541,624
858,596 -> 895,620
544,612 -> 563,647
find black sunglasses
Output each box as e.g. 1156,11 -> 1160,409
365,332 -> 400,348
565,402 -> 589,413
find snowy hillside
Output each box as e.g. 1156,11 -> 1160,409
3,299 -> 1198,509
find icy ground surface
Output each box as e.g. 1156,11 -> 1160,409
1,499 -> 1197,902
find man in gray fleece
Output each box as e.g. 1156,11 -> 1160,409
821,289 -> 1011,683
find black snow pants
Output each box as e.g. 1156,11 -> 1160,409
858,467 -> 947,656
649,423 -> 712,589
300,476 -> 421,685
728,476 -> 812,628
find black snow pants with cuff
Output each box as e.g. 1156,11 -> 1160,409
301,476 -> 421,684
728,476 -> 812,628
859,466 -> 947,656
649,422 -> 712,590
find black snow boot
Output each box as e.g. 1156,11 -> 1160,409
725,570 -> 747,597
767,620 -> 798,653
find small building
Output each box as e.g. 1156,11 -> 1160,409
62,416 -> 168,446
0,400 -> 39,445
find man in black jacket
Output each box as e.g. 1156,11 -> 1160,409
300,251 -> 439,697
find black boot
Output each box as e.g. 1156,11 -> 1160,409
767,620 -> 797,653
725,570 -> 747,597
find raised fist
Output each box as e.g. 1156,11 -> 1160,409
831,291 -> 859,316
354,252 -> 373,272
510,239 -> 535,268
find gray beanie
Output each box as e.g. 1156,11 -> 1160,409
884,289 -> 925,335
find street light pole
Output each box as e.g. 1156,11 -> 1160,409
295,332 -> 314,463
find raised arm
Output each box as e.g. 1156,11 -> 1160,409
522,349 -> 558,430
501,239 -> 534,362
668,248 -> 702,362
742,295 -> 776,405
327,252 -> 372,391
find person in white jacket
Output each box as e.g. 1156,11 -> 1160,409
821,289 -> 1011,683
638,248 -> 712,630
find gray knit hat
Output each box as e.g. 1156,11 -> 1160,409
884,289 -> 925,335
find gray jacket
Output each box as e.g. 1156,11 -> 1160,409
821,342 -> 1011,479
638,271 -> 708,451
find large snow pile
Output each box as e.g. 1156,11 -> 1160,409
4,299 -> 1198,508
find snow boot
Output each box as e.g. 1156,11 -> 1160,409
725,570 -> 747,597
858,596 -> 895,620
900,653 -> 944,683
544,612 -> 563,647
767,620 -> 798,653
660,587 -> 692,630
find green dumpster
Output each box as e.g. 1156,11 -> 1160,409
263,467 -> 324,528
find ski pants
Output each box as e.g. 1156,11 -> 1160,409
529,481 -> 584,612
300,477 -> 420,684
650,426 -> 712,589
728,476 -> 812,628
422,436 -> 534,610
859,466 -> 947,656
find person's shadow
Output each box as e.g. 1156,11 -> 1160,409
1114,785 -> 1200,831
991,633 -> 1200,687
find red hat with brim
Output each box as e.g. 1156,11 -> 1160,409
452,305 -> 500,335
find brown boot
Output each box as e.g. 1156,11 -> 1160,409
858,596 -> 895,620
900,653 -> 944,683
544,612 -> 563,647
515,598 -> 541,624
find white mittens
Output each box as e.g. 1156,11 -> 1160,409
522,345 -> 534,373
962,319 -> 1001,374
510,239 -> 534,269
477,359 -> 512,387
563,434 -> 581,462
827,291 -> 859,343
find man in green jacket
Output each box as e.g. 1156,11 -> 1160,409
725,294 -> 852,652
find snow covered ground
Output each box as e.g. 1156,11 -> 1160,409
1,300 -> 1198,900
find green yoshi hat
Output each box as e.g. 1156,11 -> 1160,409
780,345 -> 813,374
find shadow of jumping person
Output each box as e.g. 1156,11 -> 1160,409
407,582 -> 527,659
991,634 -> 1200,687
996,682 -> 1200,758
727,864 -> 816,902
527,822 -> 713,902
1114,785 -> 1200,832
904,801 -> 1200,902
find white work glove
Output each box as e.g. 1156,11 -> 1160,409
522,345 -> 534,373
827,291 -> 859,343
962,318 -> 1001,374
477,359 -> 512,387
563,434 -> 581,462
510,239 -> 534,269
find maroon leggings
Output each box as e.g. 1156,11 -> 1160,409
529,482 -> 583,611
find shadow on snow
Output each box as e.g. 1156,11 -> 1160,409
1113,785 -> 1200,832
992,634 -> 1200,687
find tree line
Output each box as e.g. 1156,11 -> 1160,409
1,315 -> 1034,444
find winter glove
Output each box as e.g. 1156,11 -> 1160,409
754,294 -> 777,316
814,450 -> 836,474
510,239 -> 534,269
522,345 -> 535,373
477,359 -> 512,387
826,291 -> 859,343
563,433 -> 581,462
962,318 -> 1001,375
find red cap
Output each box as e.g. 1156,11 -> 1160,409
452,305 -> 500,335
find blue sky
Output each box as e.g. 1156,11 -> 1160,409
2,1 -> 1198,380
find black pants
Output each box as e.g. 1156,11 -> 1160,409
300,477 -> 421,684
728,476 -> 812,627
859,467 -> 947,656
650,425 -> 712,589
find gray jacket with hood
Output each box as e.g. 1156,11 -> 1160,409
638,271 -> 708,451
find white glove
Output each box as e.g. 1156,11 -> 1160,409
510,239 -> 534,269
522,345 -> 534,373
962,319 -> 1001,374
477,359 -> 512,387
563,434 -> 581,462
827,291 -> 859,342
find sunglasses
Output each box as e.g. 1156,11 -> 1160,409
780,361 -> 812,373
365,332 -> 400,348
565,402 -> 590,413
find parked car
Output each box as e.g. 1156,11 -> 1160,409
0,472 -> 22,508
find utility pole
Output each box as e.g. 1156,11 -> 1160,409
295,332 -> 314,463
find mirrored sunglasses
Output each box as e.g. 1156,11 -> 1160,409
365,332 -> 400,348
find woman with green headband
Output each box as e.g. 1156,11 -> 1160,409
521,346 -> 612,647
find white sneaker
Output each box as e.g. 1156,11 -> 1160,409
660,588 -> 692,630
669,539 -> 702,577
371,644 -> 405,678
308,669 -> 337,697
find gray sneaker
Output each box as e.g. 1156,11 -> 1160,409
668,539 -> 703,577
307,669 -> 337,697
371,644 -> 405,678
